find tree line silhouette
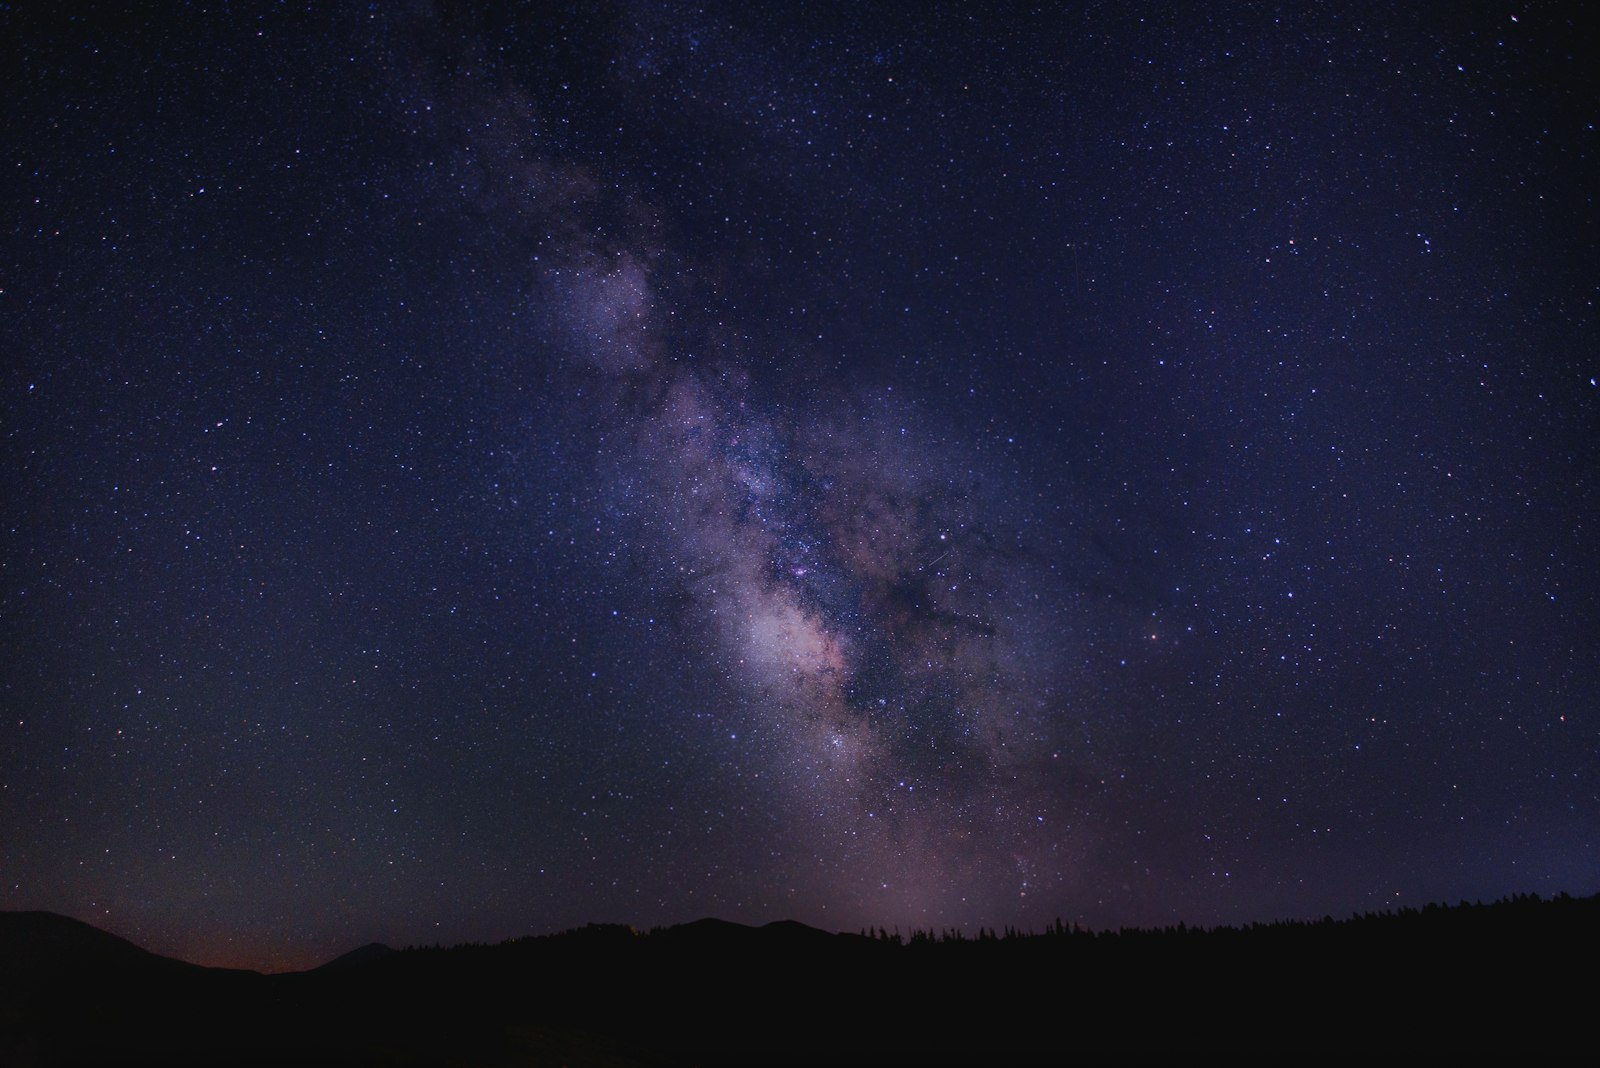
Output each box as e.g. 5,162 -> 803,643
850,890 -> 1590,946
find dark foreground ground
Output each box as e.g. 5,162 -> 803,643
3,893 -> 1595,1065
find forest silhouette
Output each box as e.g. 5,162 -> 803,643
2,892 -> 1594,1064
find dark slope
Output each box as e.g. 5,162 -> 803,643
0,912 -> 269,1067
0,911 -> 194,982
313,941 -> 397,971
3,895 -> 1596,1065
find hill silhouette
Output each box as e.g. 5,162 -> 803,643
3,894 -> 1595,1064
0,911 -> 198,981
313,940 -> 398,972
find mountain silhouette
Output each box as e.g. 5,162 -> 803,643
3,895 -> 1595,1064
0,911 -> 197,982
314,941 -> 398,971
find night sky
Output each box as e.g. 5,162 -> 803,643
4,3 -> 1596,973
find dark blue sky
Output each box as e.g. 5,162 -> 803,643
4,2 -> 1596,971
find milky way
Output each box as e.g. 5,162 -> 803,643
4,3 -> 1595,970
538,200 -> 1089,918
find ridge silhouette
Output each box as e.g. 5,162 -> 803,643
3,894 -> 1594,1064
